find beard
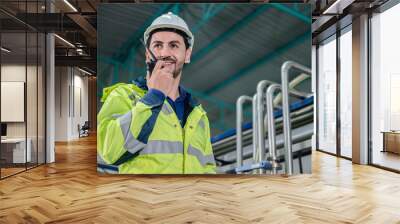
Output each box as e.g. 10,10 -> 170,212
172,62 -> 184,78
159,56 -> 183,79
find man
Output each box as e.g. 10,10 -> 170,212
97,12 -> 216,174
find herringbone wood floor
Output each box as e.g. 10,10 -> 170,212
1,134 -> 400,223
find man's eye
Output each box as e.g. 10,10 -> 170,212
153,44 -> 162,48
171,44 -> 178,48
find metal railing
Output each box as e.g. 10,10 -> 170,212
235,62 -> 312,174
255,80 -> 307,163
256,80 -> 275,173
266,84 -> 281,174
252,94 -> 258,164
236,95 -> 252,173
281,61 -> 312,175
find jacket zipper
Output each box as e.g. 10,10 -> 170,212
182,126 -> 185,174
166,101 -> 185,174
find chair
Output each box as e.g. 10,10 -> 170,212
78,121 -> 90,138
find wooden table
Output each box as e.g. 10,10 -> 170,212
382,131 -> 400,154
1,138 -> 32,165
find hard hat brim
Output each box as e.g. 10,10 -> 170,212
144,24 -> 194,49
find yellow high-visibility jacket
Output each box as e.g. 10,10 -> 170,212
97,78 -> 216,174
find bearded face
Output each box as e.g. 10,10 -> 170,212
146,31 -> 192,78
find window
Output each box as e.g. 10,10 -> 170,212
339,27 -> 352,158
370,3 -> 400,171
317,35 -> 337,154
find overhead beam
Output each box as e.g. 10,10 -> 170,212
191,4 -> 226,33
204,31 -> 311,95
12,13 -> 84,32
190,5 -> 271,64
55,55 -> 96,69
67,13 -> 97,46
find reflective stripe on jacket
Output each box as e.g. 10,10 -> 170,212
97,80 -> 216,174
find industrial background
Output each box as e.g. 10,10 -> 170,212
97,3 -> 311,136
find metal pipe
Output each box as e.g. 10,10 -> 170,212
266,84 -> 281,174
217,124 -> 314,163
252,94 -> 258,163
236,95 -> 252,172
256,78 -> 311,163
273,73 -> 312,105
214,111 -> 314,157
281,61 -> 311,175
256,80 -> 274,164
214,104 -> 313,151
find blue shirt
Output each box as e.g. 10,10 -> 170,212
146,87 -> 188,127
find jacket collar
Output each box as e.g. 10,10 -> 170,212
132,76 -> 200,109
132,76 -> 148,91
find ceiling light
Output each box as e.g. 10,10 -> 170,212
63,0 -> 78,12
78,67 -> 92,76
54,34 -> 75,48
323,0 -> 341,14
323,0 -> 354,15
1,47 -> 11,53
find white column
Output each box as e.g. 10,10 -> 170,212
352,14 -> 369,164
46,0 -> 55,163
312,45 -> 317,151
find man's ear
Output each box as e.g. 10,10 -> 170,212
184,48 -> 192,63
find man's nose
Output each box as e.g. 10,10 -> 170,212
159,46 -> 172,58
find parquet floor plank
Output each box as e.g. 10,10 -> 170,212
0,135 -> 399,223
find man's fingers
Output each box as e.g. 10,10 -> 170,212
157,60 -> 164,70
152,60 -> 163,74
151,58 -> 175,78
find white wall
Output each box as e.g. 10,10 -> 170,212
1,65 -> 26,130
1,82 -> 25,122
1,64 -> 26,81
1,64 -> 35,138
1,63 -> 46,164
55,67 -> 69,141
73,72 -> 89,138
55,67 -> 89,141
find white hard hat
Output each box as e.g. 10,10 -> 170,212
144,12 -> 194,49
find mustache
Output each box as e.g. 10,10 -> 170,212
157,56 -> 177,63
